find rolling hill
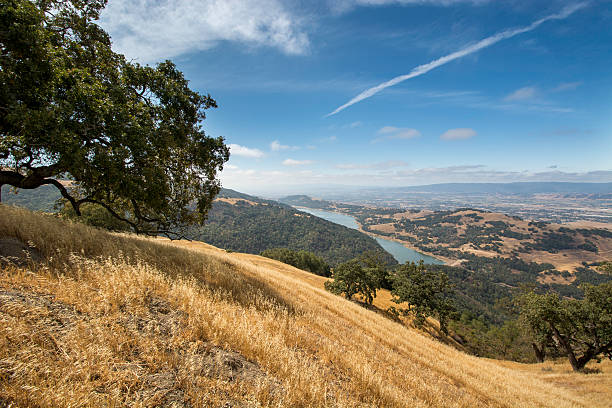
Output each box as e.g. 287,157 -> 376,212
280,196 -> 612,324
0,186 -> 397,267
1,204 -> 610,407
185,189 -> 397,266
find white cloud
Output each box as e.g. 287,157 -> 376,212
100,0 -> 310,63
329,0 -> 488,13
270,140 -> 288,151
326,3 -> 586,116
221,164 -> 612,192
552,81 -> 582,92
228,144 -> 265,158
336,160 -> 410,170
440,128 -> 477,140
282,159 -> 314,166
373,126 -> 421,142
504,86 -> 537,102
270,140 -> 300,151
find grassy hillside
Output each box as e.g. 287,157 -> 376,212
188,189 -> 397,266
0,186 -> 396,267
1,204 -> 610,407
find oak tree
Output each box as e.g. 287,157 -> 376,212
1,0 -> 229,235
391,261 -> 455,334
325,252 -> 387,304
517,282 -> 612,371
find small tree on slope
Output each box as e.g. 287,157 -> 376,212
325,252 -> 387,305
391,261 -> 455,334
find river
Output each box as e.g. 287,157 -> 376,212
295,207 -> 444,265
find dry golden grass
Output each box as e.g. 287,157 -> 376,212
1,204 -> 610,407
496,359 -> 612,408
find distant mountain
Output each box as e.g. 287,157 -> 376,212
279,195 -> 335,209
1,184 -> 60,212
394,182 -> 612,195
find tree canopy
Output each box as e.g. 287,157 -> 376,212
0,0 -> 229,235
517,282 -> 612,371
260,248 -> 331,277
391,261 -> 456,334
324,252 -> 387,304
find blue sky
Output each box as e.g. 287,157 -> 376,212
100,0 -> 612,193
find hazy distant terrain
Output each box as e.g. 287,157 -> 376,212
281,182 -> 612,224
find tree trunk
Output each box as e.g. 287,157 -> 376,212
551,326 -> 582,371
439,317 -> 448,335
532,343 -> 546,363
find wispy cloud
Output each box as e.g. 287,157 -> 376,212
336,160 -> 410,170
326,2 -> 587,116
270,140 -> 300,151
221,165 -> 612,191
100,0 -> 310,63
328,0 -> 488,13
440,128 -> 477,140
552,81 -> 583,92
373,126 -> 421,142
320,135 -> 338,143
504,86 -> 537,102
282,159 -> 314,166
228,144 -> 265,158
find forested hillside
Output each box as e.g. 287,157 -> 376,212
188,190 -> 397,266
1,184 -> 60,212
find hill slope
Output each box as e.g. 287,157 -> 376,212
1,204 -> 610,407
187,189 -> 397,266
0,186 -> 396,267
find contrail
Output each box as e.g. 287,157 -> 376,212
326,3 -> 587,117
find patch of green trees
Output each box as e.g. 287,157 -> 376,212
324,252 -> 387,304
190,191 -> 397,267
517,282 -> 612,371
390,261 -> 456,334
59,200 -> 132,232
261,248 -> 331,277
325,256 -> 456,333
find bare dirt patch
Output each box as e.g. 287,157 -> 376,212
370,223 -> 396,234
215,198 -> 264,206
